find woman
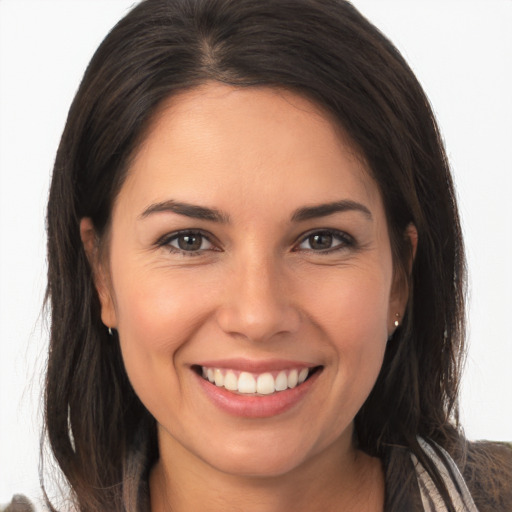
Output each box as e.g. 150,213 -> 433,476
35,0 -> 511,510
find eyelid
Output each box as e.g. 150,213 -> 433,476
156,229 -> 220,254
294,228 -> 355,253
155,228 -> 354,255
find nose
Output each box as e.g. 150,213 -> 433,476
215,254 -> 301,343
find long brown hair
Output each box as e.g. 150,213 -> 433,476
44,0 -> 466,510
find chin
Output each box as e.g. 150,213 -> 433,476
195,429 -> 325,479
207,450 -> 308,479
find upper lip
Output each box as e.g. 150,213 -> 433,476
193,358 -> 319,373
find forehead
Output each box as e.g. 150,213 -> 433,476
119,83 -> 382,218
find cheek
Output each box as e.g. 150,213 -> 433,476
116,271 -> 198,343
111,264 -> 212,405
301,266 -> 390,419
303,265 -> 391,343
329,285 -> 388,386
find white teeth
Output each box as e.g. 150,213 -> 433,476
214,368 -> 224,387
256,373 -> 275,395
224,371 -> 238,391
288,369 -> 298,388
238,372 -> 256,393
200,366 -> 312,395
275,371 -> 288,391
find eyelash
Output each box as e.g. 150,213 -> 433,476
156,229 -> 355,256
156,230 -> 218,256
295,229 -> 355,254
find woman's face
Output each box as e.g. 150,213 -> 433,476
89,84 -> 407,477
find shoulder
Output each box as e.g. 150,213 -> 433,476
460,440 -> 512,511
1,495 -> 35,512
383,437 -> 512,511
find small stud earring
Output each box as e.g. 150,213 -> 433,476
394,313 -> 400,328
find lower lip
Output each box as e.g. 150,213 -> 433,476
195,369 -> 321,418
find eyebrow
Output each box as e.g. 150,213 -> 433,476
291,200 -> 372,222
139,200 -> 230,223
139,198 -> 372,223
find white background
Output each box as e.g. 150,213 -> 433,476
1,0 -> 511,506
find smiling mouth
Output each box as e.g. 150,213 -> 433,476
192,365 -> 322,396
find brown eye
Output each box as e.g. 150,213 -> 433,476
308,232 -> 333,250
177,234 -> 203,251
297,230 -> 353,252
166,231 -> 214,253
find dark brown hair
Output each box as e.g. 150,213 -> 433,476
44,0 -> 466,510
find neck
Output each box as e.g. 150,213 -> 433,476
149,430 -> 385,512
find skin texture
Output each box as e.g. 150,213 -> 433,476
82,84 -> 412,511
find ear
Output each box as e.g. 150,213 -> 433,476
388,223 -> 418,335
80,217 -> 117,329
